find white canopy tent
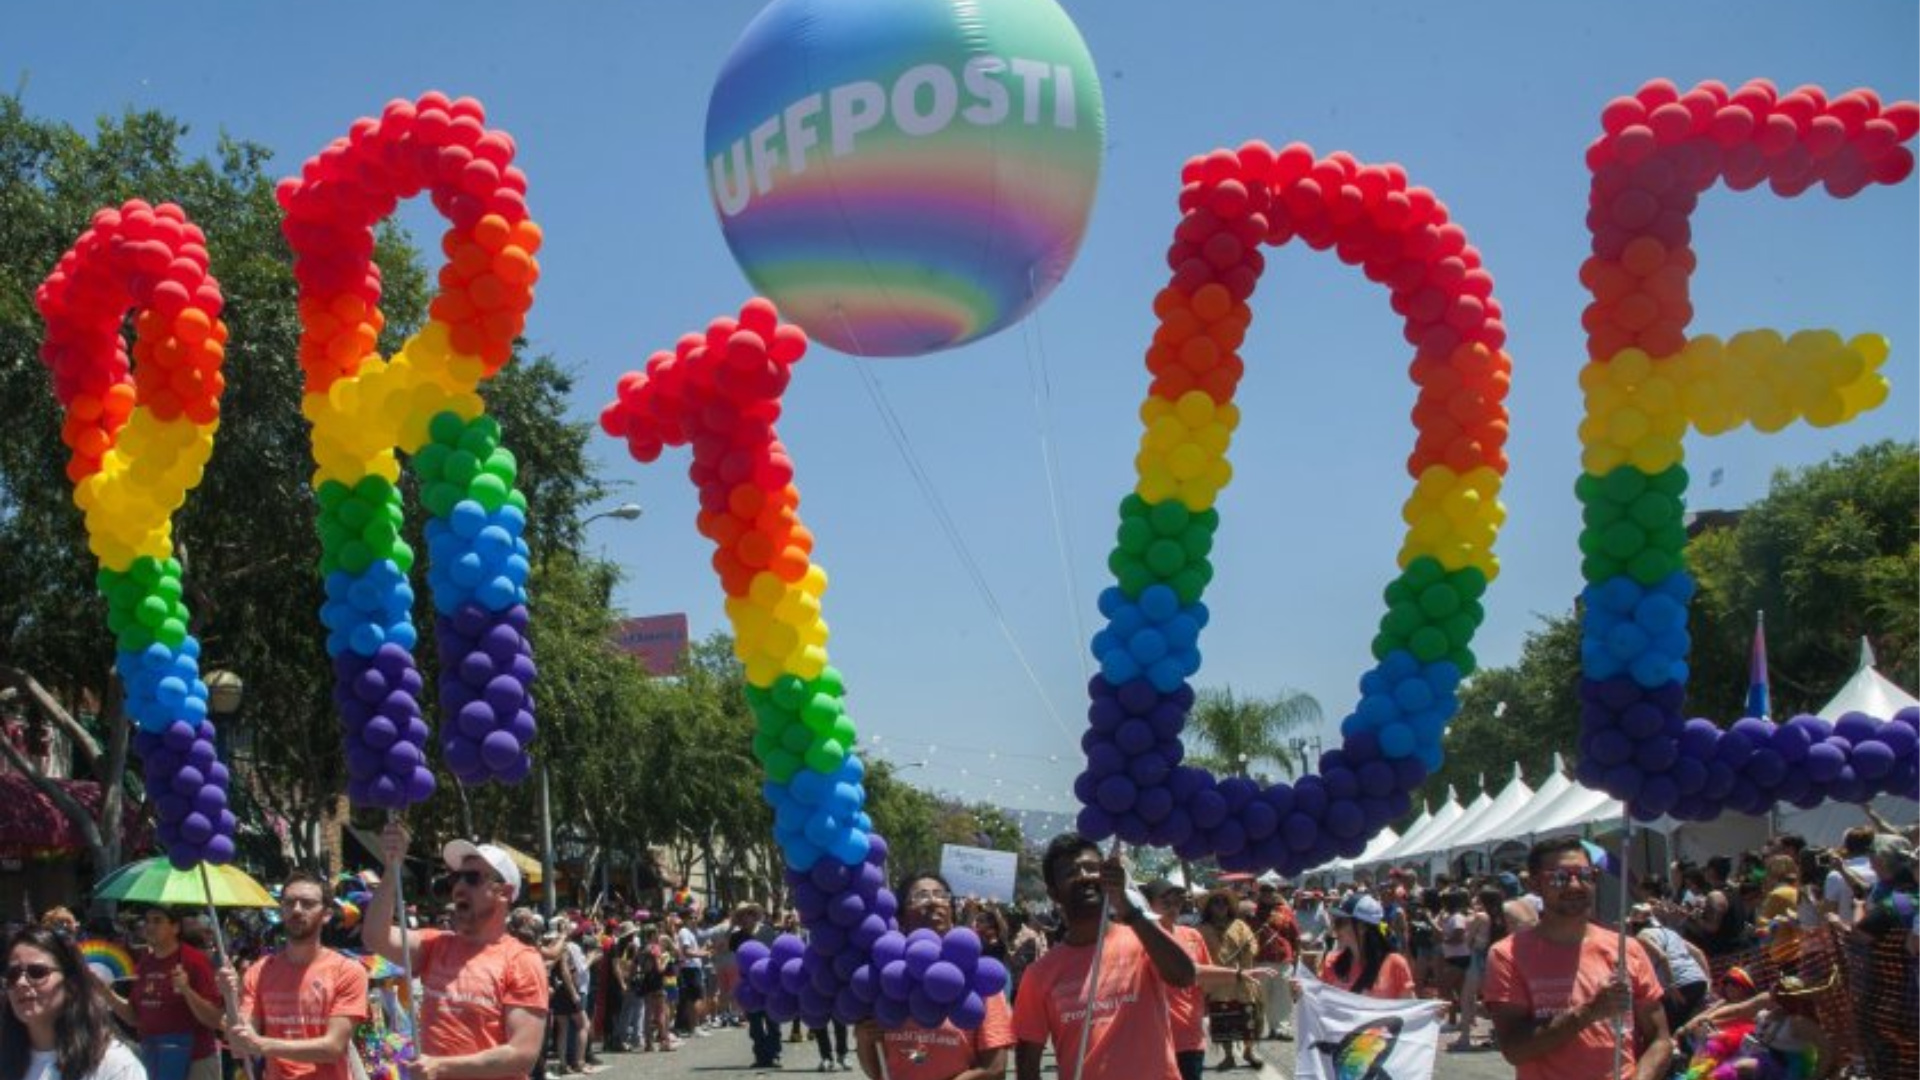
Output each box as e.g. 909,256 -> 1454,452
1358,786 -> 1464,871
1429,762 -> 1538,862
1311,825 -> 1401,879
1396,782 -> 1494,877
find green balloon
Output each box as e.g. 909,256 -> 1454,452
1450,647 -> 1477,675
1116,517 -> 1152,554
423,482 -> 462,519
1180,524 -> 1213,560
1419,583 -> 1460,618
429,410 -> 467,448
1404,556 -> 1443,590
507,490 -> 528,513
802,693 -> 842,733
156,618 -> 188,648
1601,466 -> 1648,503
470,473 -> 509,511
1409,626 -> 1450,663
804,738 -> 846,774
1371,633 -> 1397,662
1383,577 -> 1412,606
137,596 -> 168,628
815,667 -> 847,699
1149,499 -> 1190,537
1146,539 -> 1186,577
412,442 -> 449,480
764,748 -> 801,783
1115,559 -> 1153,598
339,540 -> 373,575
1454,566 -> 1488,599
1382,602 -> 1423,638
1629,548 -> 1679,585
1573,473 -> 1604,503
1442,612 -> 1478,645
1602,521 -> 1645,560
830,716 -> 857,748
770,674 -> 808,710
317,480 -> 350,509
485,448 -> 518,485
391,543 -> 416,574
1650,465 -> 1689,495
364,518 -> 399,555
1171,568 -> 1208,606
780,723 -> 813,754
338,496 -> 372,531
445,450 -> 479,486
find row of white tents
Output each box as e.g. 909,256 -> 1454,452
1310,640 -> 1920,882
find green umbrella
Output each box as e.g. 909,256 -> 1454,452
92,857 -> 277,908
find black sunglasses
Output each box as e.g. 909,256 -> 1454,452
444,869 -> 498,889
3,963 -> 58,987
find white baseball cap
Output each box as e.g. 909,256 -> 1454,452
443,839 -> 522,900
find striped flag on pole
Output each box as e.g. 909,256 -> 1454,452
1745,612 -> 1770,720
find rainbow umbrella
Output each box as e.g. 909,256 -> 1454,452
92,857 -> 277,908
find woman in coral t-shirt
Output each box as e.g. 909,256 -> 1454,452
853,873 -> 1013,1080
1312,895 -> 1415,1000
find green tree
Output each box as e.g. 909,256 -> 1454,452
1185,685 -> 1323,781
1687,441 -> 1918,718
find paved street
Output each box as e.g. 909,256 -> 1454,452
569,1024 -> 1516,1079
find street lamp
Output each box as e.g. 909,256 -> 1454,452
581,503 -> 644,527
540,502 -> 642,914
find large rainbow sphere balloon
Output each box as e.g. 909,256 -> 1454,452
706,0 -> 1105,358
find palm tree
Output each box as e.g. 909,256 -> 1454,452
1186,685 -> 1324,781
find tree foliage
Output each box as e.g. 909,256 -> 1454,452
1184,685 -> 1323,781
1421,442 -> 1918,815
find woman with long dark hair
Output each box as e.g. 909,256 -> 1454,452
2,925 -> 144,1080
1315,896 -> 1413,999
852,872 -> 1013,1080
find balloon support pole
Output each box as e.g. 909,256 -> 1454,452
1073,839 -> 1123,1080
1612,809 -> 1634,1080
389,811 -> 422,1041
198,862 -> 260,1080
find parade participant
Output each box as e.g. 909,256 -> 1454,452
853,872 -> 1012,1080
1011,835 -> 1195,1080
1252,888 -> 1297,1043
97,909 -> 219,1080
217,872 -> 369,1080
3,926 -> 146,1080
1311,895 -> 1415,1000
364,823 -> 548,1080
1482,835 -> 1671,1080
1197,893 -> 1259,1071
1141,880 -> 1279,1080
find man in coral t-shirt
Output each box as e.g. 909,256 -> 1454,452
364,824 -> 549,1080
1483,835 -> 1671,1080
1011,835 -> 1196,1080
1144,879 -> 1211,1080
221,871 -> 370,1080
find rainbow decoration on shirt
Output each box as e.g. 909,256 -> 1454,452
80,939 -> 135,984
36,200 -> 237,869
1312,1015 -> 1405,1080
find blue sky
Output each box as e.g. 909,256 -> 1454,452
8,2 -> 1916,817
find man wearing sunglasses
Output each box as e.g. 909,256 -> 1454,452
363,823 -> 549,1080
1482,835 -> 1672,1080
217,871 -> 370,1080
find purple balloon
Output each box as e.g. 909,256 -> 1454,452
921,961 -> 966,1005
972,957 -> 1008,997
939,928 -> 982,968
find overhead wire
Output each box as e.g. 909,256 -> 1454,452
833,307 -> 1081,748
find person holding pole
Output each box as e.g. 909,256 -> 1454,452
1481,835 -> 1671,1080
1010,834 -> 1195,1080
363,823 -> 548,1080
216,871 -> 368,1080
